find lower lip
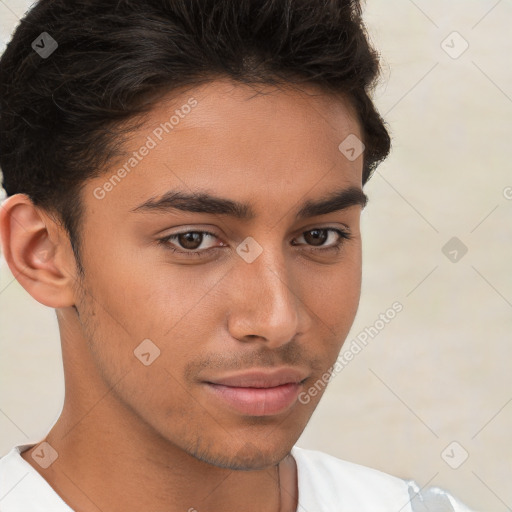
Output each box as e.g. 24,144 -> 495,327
204,382 -> 302,416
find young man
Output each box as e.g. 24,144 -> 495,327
0,0 -> 473,510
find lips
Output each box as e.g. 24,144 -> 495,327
203,368 -> 308,416
205,368 -> 308,388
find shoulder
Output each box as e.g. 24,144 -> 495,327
0,443 -> 74,511
291,446 -> 411,511
291,446 -> 475,512
405,479 -> 476,512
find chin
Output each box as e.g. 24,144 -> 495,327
189,435 -> 294,471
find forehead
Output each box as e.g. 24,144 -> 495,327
86,78 -> 364,218
147,78 -> 361,142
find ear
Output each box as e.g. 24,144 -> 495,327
0,194 -> 78,308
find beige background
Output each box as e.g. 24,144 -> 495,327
1,1 -> 511,511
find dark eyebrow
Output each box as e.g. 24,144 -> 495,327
296,186 -> 368,218
130,186 -> 368,219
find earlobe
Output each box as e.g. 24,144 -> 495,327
0,194 -> 77,308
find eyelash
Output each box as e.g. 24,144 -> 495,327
156,227 -> 352,258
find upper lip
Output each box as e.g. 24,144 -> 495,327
204,368 -> 309,388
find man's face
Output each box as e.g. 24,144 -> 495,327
73,79 -> 364,470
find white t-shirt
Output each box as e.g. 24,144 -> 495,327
0,442 -> 473,511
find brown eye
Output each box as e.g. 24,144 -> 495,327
177,232 -> 204,250
157,230 -> 221,256
303,229 -> 329,246
293,227 -> 352,252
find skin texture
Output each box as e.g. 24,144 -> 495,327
0,79 -> 365,512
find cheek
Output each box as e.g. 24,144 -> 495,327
300,247 -> 363,370
302,245 -> 362,326
75,255 -> 231,423
80,234 -> 219,334
74,266 -> 217,444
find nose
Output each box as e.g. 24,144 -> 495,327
225,245 -> 311,349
